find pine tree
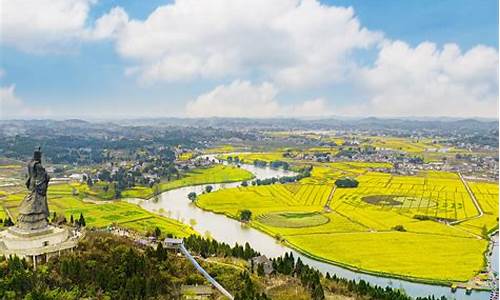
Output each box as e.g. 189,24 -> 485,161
257,263 -> 265,276
156,242 -> 168,261
78,213 -> 86,227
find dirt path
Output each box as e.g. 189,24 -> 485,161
450,172 -> 483,225
324,186 -> 336,209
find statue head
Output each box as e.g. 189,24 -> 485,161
33,147 -> 42,162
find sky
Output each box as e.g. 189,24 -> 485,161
0,0 -> 498,119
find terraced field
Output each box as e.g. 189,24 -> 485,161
197,164 -> 498,283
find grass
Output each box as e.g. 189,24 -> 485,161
196,165 -> 498,283
2,183 -> 196,237
121,164 -> 254,199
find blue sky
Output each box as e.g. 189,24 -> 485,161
0,0 -> 498,119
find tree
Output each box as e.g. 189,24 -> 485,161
154,227 -> 162,238
239,210 -> 252,222
241,181 -> 248,187
257,263 -> 265,276
4,217 -> 14,227
152,184 -> 161,203
205,185 -> 213,193
156,242 -> 168,261
334,177 -> 359,188
78,213 -> 86,227
392,225 -> 406,232
187,192 -> 197,202
70,214 -> 74,224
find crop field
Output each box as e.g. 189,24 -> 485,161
457,181 -> 499,235
204,145 -> 237,153
197,164 -> 498,283
1,183 -> 195,237
256,211 -> 330,228
219,152 -> 288,164
122,165 -> 254,199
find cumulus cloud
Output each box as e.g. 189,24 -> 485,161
350,41 -> 499,118
0,0 -> 98,52
112,0 -> 380,86
185,80 -> 331,117
85,7 -> 129,40
0,0 -> 129,52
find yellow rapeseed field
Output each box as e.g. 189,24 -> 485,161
197,162 -> 497,283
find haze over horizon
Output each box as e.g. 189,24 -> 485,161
0,0 -> 498,119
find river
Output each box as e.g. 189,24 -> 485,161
128,158 -> 498,300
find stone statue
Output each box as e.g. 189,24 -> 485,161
17,147 -> 50,231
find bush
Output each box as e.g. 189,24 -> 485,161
392,225 -> 406,232
239,209 -> 252,222
187,192 -> 197,202
335,178 -> 359,188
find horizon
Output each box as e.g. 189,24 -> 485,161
1,0 -> 499,119
1,115 -> 498,123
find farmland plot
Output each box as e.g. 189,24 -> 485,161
196,164 -> 497,283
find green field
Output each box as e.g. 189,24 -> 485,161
197,164 -> 498,283
122,164 -> 254,199
218,152 -> 288,164
2,183 -> 195,237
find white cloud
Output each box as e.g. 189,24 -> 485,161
0,85 -> 22,107
85,7 -> 129,40
0,82 -> 51,119
185,80 -> 331,118
348,41 -> 499,118
0,0 -> 98,52
112,0 -> 380,87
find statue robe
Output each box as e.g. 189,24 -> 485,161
17,160 -> 50,230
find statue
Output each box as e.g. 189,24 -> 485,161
17,147 -> 50,231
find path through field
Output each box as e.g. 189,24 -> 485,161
450,172 -> 483,225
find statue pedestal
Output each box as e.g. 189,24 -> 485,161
0,225 -> 80,268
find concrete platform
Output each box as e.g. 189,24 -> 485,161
0,225 -> 79,260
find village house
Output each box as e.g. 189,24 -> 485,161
250,255 -> 274,275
